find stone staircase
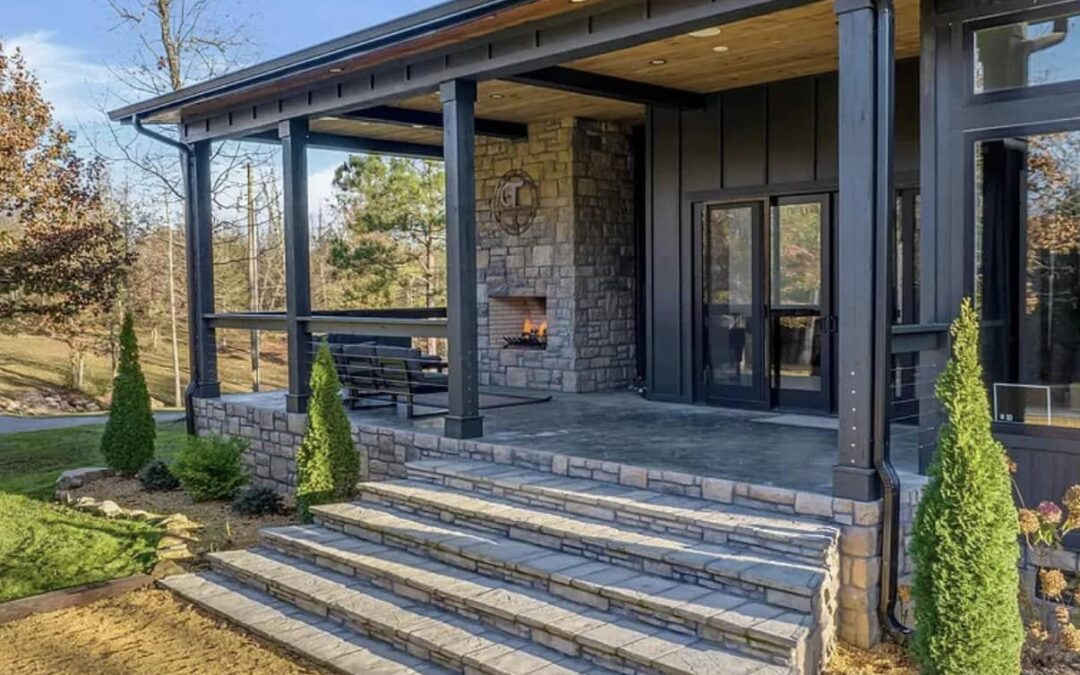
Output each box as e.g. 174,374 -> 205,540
163,459 -> 842,675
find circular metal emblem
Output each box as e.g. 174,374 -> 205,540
491,169 -> 538,235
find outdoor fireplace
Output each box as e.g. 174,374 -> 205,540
489,296 -> 548,350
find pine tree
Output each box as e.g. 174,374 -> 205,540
910,299 -> 1023,674
100,312 -> 156,475
296,341 -> 360,518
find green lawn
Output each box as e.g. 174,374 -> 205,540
0,419 -> 188,602
0,493 -> 161,602
0,419 -> 189,499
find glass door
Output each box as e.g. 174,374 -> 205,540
702,202 -> 765,404
768,195 -> 834,410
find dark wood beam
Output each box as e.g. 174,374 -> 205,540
185,140 -> 220,402
280,118 -> 313,414
181,0 -> 805,143
341,105 -> 527,140
246,129 -> 443,159
441,80 -> 483,440
506,66 -> 705,109
834,0 -> 880,502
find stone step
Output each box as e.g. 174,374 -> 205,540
308,501 -> 831,673
262,524 -> 809,670
160,571 -> 450,674
407,460 -> 838,563
207,547 -> 606,675
349,481 -> 831,613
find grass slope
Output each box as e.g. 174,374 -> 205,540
0,330 -> 286,408
0,493 -> 161,603
0,420 -> 187,601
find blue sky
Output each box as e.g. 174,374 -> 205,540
2,0 -> 446,212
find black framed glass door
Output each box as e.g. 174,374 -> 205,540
702,202 -> 765,404
768,195 -> 834,410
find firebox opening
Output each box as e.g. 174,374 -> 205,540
490,296 -> 548,350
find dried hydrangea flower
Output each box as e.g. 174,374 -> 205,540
1062,624 -> 1080,652
1019,508 -> 1041,535
1041,568 -> 1068,598
1029,620 -> 1050,642
1039,501 -> 1064,525
1056,604 -> 1072,627
1004,455 -> 1018,474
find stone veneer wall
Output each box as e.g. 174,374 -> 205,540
476,118 -> 637,393
193,395 -> 888,649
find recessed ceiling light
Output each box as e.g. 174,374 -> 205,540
649,58 -> 667,66
689,27 -> 722,38
569,0 -> 588,3
712,45 -> 730,53
411,124 -> 425,129
328,66 -> 344,73
490,93 -> 505,99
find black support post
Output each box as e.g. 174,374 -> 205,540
280,118 -> 313,414
184,140 -> 220,403
833,0 -> 881,501
440,80 -> 483,440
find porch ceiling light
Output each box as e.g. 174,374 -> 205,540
712,45 -> 730,53
328,66 -> 344,73
490,93 -> 505,99
688,27 -> 722,38
649,58 -> 667,66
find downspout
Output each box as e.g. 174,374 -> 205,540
872,0 -> 912,642
130,115 -> 199,435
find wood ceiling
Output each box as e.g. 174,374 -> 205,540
325,0 -> 920,144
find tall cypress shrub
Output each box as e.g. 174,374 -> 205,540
100,312 -> 156,475
296,341 -> 360,518
910,299 -> 1022,674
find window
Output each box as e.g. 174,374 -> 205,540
973,9 -> 1080,94
975,132 -> 1080,429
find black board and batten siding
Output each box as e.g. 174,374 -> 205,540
643,60 -> 921,403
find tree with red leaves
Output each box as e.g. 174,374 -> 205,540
0,45 -> 131,322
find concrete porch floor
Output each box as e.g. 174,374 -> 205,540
223,389 -> 922,496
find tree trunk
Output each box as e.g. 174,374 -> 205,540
166,199 -> 182,407
247,163 -> 261,393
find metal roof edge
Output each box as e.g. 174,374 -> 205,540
109,0 -> 536,123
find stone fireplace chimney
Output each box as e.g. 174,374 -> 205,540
475,118 -> 637,393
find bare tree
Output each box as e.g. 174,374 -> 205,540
92,0 -> 275,399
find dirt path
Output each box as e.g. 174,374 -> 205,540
0,588 -> 326,675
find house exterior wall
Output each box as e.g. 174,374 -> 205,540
644,61 -> 922,404
476,118 -> 637,393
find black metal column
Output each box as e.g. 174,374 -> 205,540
184,140 -> 220,401
833,0 -> 882,501
441,80 -> 483,439
280,118 -> 313,414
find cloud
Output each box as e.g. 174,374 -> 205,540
6,31 -> 113,127
307,157 -> 340,221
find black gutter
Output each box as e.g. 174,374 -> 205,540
109,0 -> 537,123
872,0 -> 911,642
130,116 -> 198,436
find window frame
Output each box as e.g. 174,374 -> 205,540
965,0 -> 1080,105
964,119 -> 1080,440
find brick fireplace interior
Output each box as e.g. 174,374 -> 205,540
489,296 -> 548,348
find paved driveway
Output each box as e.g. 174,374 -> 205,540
0,411 -> 185,435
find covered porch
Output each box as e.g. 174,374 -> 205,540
112,0 -> 947,506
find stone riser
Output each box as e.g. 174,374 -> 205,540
207,555 -> 601,675
261,529 -> 799,668
408,467 -> 832,565
356,487 -> 818,614
160,573 -> 448,675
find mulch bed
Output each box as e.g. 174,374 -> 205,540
66,476 -> 297,560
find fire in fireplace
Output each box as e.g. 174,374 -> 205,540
504,318 -> 548,350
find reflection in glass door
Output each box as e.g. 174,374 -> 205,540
769,196 -> 833,410
703,203 -> 763,404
